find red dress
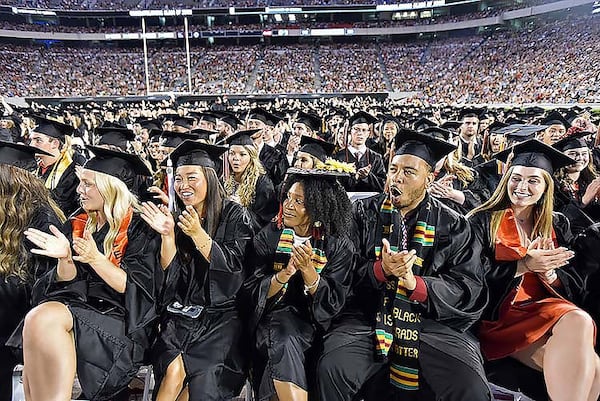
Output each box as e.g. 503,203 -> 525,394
479,209 -> 583,360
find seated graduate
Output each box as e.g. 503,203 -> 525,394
223,130 -> 278,232
239,160 -> 355,401
140,140 -> 254,401
21,146 -> 161,401
553,130 -> 600,235
317,130 -> 491,401
468,139 -> 600,401
0,142 -> 65,401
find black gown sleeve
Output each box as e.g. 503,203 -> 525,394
248,174 -> 278,232
54,163 -> 80,217
357,151 -> 386,193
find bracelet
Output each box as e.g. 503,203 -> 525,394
274,273 -> 288,285
304,275 -> 321,295
195,239 -> 211,253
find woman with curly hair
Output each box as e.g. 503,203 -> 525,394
224,130 -> 278,232
0,142 -> 64,401
468,140 -> 600,401
141,140 -> 254,401
21,146 -> 161,401
553,131 -> 600,235
240,161 -> 356,401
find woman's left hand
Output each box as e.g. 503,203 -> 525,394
291,240 -> 314,273
72,230 -> 103,265
178,205 -> 204,239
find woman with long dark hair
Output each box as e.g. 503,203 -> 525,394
240,161 -> 356,401
141,140 -> 254,401
21,146 -> 161,401
468,140 -> 600,401
0,142 -> 64,401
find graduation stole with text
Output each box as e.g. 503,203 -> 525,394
71,207 -> 133,267
374,197 -> 435,391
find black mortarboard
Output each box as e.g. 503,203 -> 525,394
223,129 -> 259,146
160,130 -> 199,149
412,117 -> 438,131
298,136 -> 335,162
495,139 -> 575,174
0,141 -> 51,171
440,121 -> 462,131
190,111 -> 218,125
504,117 -> 526,125
553,131 -> 592,152
487,121 -> 508,133
420,126 -> 452,141
158,113 -> 181,123
327,106 -> 348,118
172,116 -> 196,130
247,108 -> 281,127
137,118 -> 163,131
525,106 -> 546,117
499,125 -> 548,144
189,128 -> 217,142
459,108 -> 481,120
168,140 -> 227,170
381,115 -> 400,126
394,129 -> 457,167
84,145 -> 151,187
216,112 -> 242,130
149,129 -> 163,144
295,111 -> 322,133
348,111 -> 378,126
30,115 -> 74,139
540,111 -> 571,129
95,127 -> 135,150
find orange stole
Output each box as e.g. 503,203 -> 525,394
71,208 -> 133,267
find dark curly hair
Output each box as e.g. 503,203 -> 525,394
281,174 -> 351,236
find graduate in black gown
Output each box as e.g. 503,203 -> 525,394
317,130 -> 491,401
141,140 -> 254,401
240,162 -> 356,401
21,146 -> 161,401
333,111 -> 387,193
0,142 -> 64,401
28,116 -> 81,217
223,130 -> 278,232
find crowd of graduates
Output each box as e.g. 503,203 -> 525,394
1,96 -> 600,401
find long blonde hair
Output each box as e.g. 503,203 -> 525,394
84,171 -> 140,256
0,165 -> 65,280
467,165 -> 555,245
443,146 -> 474,187
224,144 -> 265,208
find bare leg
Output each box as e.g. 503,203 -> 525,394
273,380 -> 307,401
586,356 -> 600,401
176,386 -> 189,401
22,301 -> 75,401
155,355 -> 187,401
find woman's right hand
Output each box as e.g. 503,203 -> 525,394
523,237 -> 574,273
279,258 -> 298,282
581,177 -> 600,206
24,225 -> 71,260
147,186 -> 169,206
141,201 -> 175,237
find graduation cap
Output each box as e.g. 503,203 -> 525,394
168,140 -> 227,170
137,118 -> 163,131
394,129 -> 457,167
498,125 -> 548,144
149,129 -> 164,144
247,108 -> 281,127
495,139 -> 575,174
459,108 -> 481,120
30,115 -> 74,139
95,127 -> 135,150
160,130 -> 200,149
540,110 -> 571,129
420,126 -> 452,141
172,116 -> 196,130
525,106 -> 546,117
327,106 -> 348,118
298,136 -> 335,162
412,117 -> 438,131
84,145 -> 151,187
190,111 -> 218,125
487,121 -> 508,133
553,130 -> 592,152
348,111 -> 378,126
223,129 -> 260,147
295,111 -> 322,133
189,128 -> 217,142
215,112 -> 242,130
440,120 -> 462,131
0,141 -> 51,171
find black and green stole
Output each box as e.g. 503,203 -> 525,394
374,197 -> 436,391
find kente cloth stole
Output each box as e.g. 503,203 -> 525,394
44,151 -> 73,190
374,197 -> 435,391
71,208 -> 134,267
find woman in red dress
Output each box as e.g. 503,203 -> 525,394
468,139 -> 600,401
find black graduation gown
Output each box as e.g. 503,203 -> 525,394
28,213 -> 162,401
152,200 -> 254,401
39,161 -> 80,217
469,210 -> 584,399
553,181 -> 598,236
474,159 -> 503,197
240,223 -> 355,401
433,169 -> 491,215
0,206 -> 62,401
247,174 -> 278,232
333,148 -> 386,193
573,222 -> 600,337
459,137 -> 482,167
259,143 -> 285,187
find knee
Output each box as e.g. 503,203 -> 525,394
446,374 -> 491,401
556,310 -> 595,339
163,358 -> 186,386
23,302 -> 70,341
